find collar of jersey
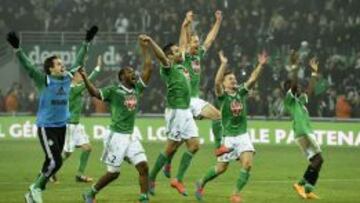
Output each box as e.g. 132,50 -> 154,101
118,83 -> 134,93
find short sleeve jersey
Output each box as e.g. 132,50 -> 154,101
183,46 -> 206,98
283,90 -> 313,137
218,84 -> 249,136
99,80 -> 146,134
160,63 -> 191,109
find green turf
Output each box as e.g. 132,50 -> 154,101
0,140 -> 360,203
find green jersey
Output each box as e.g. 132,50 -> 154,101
99,80 -> 146,134
68,67 -> 100,124
160,63 -> 191,109
218,84 -> 249,137
284,90 -> 313,137
184,46 -> 206,98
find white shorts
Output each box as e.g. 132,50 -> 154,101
63,124 -> 90,153
296,134 -> 321,160
101,131 -> 147,172
165,108 -> 199,142
190,97 -> 209,117
217,132 -> 255,162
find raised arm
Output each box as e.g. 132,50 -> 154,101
146,36 -> 170,67
215,51 -> 228,96
6,32 -> 46,90
203,10 -> 222,51
288,50 -> 300,94
88,55 -> 102,81
69,25 -> 99,73
78,67 -> 101,100
138,35 -> 153,85
306,57 -> 319,96
244,51 -> 268,89
179,11 -> 193,52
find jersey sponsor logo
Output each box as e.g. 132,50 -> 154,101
56,86 -> 66,95
191,60 -> 201,73
124,95 -> 137,111
51,99 -> 67,105
183,68 -> 191,80
230,100 -> 243,116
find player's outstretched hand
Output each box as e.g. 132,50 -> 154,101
309,57 -> 319,73
6,31 -> 20,49
258,50 -> 268,65
215,10 -> 223,21
85,25 -> 99,42
138,34 -> 151,46
218,51 -> 228,64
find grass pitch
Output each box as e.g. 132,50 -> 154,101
0,139 -> 360,203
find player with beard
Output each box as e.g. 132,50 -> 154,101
195,51 -> 268,203
81,35 -> 153,203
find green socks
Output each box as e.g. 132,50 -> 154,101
236,169 -> 250,192
86,185 -> 98,197
149,153 -> 168,180
176,151 -> 194,182
165,151 -> 175,165
212,121 -> 222,148
33,174 -> 47,190
78,150 -> 91,175
201,167 -> 219,187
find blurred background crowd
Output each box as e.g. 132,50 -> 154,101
0,0 -> 359,118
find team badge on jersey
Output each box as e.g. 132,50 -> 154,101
230,100 -> 243,116
124,95 -> 137,111
191,60 -> 201,73
183,68 -> 191,80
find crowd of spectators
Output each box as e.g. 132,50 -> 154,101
0,0 -> 359,118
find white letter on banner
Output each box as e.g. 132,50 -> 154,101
209,129 -> 214,143
275,129 -> 286,144
327,131 -> 337,146
156,127 -> 167,141
314,130 -> 325,145
23,121 -> 35,138
249,128 -> 259,143
338,131 -> 353,146
133,127 -> 142,140
0,125 -> 5,138
148,126 -> 157,141
9,124 -> 22,138
259,129 -> 270,143
286,131 -> 295,144
354,132 -> 360,146
93,125 -> 107,140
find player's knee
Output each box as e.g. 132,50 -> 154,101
137,162 -> 149,176
217,165 -> 228,174
54,158 -> 63,171
83,144 -> 92,152
213,109 -> 221,120
242,160 -> 252,171
188,144 -> 199,154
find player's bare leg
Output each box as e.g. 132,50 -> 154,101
149,140 -> 182,195
135,161 -> 150,202
76,144 -> 93,183
200,104 -> 231,156
196,162 -> 228,201
171,137 -> 199,196
231,151 -> 254,203
163,140 -> 184,178
83,171 -> 119,202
